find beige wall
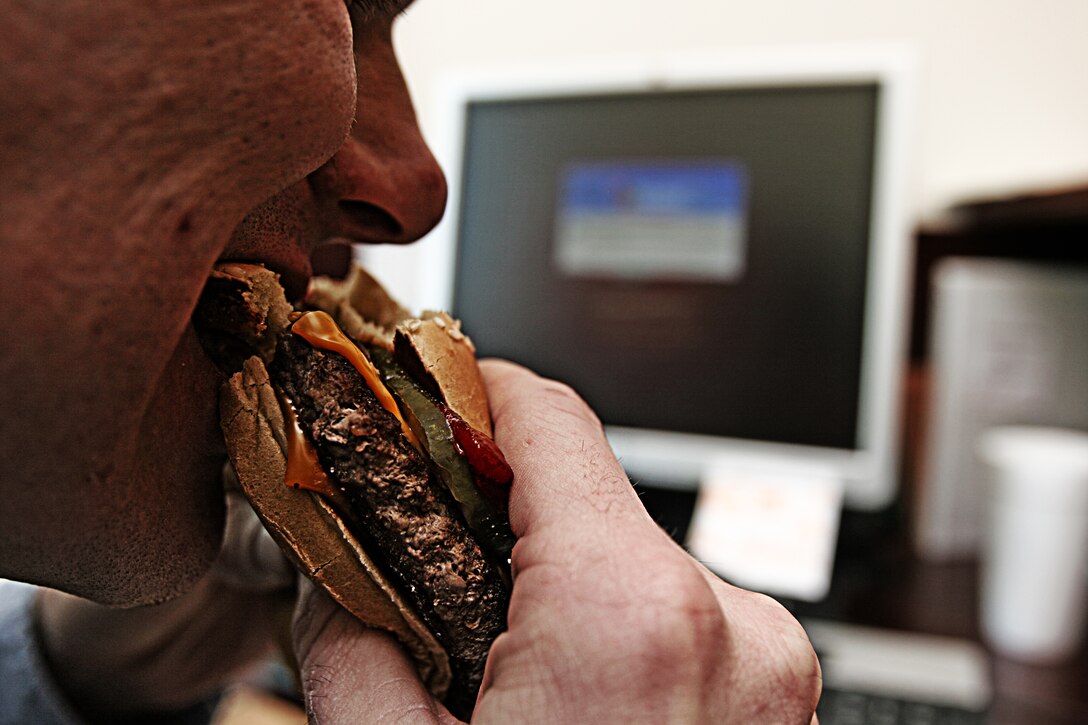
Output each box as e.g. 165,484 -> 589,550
393,0 -> 1088,220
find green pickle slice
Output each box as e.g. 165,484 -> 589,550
369,347 -> 516,561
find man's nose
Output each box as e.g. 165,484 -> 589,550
309,132 -> 447,244
308,30 -> 447,245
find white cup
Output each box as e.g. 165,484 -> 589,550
976,426 -> 1088,663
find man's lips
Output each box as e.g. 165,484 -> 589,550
219,240 -> 353,303
218,249 -> 312,302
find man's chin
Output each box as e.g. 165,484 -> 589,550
18,484 -> 226,608
68,520 -> 225,608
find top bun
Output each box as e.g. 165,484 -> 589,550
396,313 -> 492,437
307,265 -> 410,350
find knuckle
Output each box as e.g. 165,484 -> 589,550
614,560 -> 729,681
744,591 -> 823,717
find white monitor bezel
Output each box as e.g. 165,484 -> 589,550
419,45 -> 915,509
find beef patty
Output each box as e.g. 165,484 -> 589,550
270,333 -> 508,713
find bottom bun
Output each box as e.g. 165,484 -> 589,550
220,356 -> 452,697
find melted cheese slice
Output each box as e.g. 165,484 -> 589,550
276,388 -> 338,497
292,311 -> 422,452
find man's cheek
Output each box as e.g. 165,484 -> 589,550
196,2 -> 357,208
168,324 -> 230,457
117,325 -> 230,601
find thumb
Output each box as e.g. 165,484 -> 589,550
480,359 -> 664,554
292,581 -> 456,724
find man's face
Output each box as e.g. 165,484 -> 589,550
0,0 -> 445,604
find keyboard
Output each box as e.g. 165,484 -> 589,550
806,620 -> 992,725
818,688 -> 987,725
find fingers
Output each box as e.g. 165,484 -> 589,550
292,582 -> 455,725
479,359 -> 659,548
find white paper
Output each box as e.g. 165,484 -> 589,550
687,464 -> 843,601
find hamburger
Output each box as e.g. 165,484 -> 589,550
193,262 -> 514,719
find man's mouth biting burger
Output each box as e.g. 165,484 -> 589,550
193,263 -> 514,719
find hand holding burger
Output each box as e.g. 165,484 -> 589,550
292,359 -> 823,724
190,262 -> 820,723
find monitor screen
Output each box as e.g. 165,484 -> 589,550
452,84 -> 879,451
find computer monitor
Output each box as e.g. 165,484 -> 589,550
417,47 -> 914,509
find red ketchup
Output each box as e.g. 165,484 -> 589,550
440,403 -> 513,512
